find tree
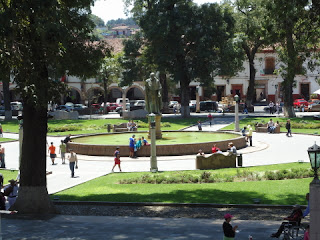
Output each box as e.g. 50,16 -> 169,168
126,0 -> 242,117
0,0 -> 105,214
234,0 -> 273,106
266,0 -> 320,117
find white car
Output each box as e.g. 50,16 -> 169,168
134,100 -> 145,107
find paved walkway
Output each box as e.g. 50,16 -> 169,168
1,214 -> 280,240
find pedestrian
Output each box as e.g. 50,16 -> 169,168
286,119 -> 292,137
198,121 -> 202,131
129,134 -> 135,158
111,147 -> 122,172
246,125 -> 253,146
222,213 -> 238,240
4,179 -> 19,210
269,101 -> 274,114
0,123 -> 3,137
68,149 -> 78,178
208,113 -> 213,127
243,103 -> 248,114
59,140 -> 66,164
48,142 -> 56,165
0,144 -> 5,168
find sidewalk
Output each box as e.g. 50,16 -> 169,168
1,214 -> 280,240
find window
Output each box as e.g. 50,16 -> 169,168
264,57 -> 275,75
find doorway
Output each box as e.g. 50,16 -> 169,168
216,86 -> 225,102
300,83 -> 310,100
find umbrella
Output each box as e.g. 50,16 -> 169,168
313,89 -> 320,95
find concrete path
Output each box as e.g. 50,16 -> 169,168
1,214 -> 280,240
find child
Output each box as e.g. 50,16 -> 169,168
142,136 -> 150,146
111,147 -> 122,172
136,138 -> 142,149
223,213 -> 238,240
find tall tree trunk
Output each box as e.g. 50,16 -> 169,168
2,72 -> 12,120
11,62 -> 55,214
103,76 -> 108,114
159,72 -> 169,113
180,73 -> 191,118
283,26 -> 296,118
246,56 -> 256,106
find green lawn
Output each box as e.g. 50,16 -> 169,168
73,132 -> 239,145
0,169 -> 19,183
52,163 -> 311,205
222,116 -> 320,134
0,138 -> 16,142
1,117 -> 203,136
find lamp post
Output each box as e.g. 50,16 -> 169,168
234,94 -> 240,132
149,113 -> 158,172
307,142 -> 320,239
122,87 -> 126,112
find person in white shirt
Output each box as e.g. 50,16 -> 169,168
4,179 -> 19,209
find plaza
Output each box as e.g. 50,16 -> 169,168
0,109 -> 318,239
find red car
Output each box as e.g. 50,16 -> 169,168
107,103 -> 121,112
293,99 -> 308,108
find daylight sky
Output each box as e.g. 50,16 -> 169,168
91,0 -> 222,24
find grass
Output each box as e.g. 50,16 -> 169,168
221,116 -> 320,134
0,169 -> 19,183
73,132 -> 239,145
0,138 -> 16,142
52,163 -> 311,205
0,117 -> 202,136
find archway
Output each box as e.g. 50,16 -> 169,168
108,87 -> 122,102
87,87 -> 104,104
64,87 -> 81,104
126,86 -> 144,100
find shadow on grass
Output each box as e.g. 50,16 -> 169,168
53,188 -> 306,206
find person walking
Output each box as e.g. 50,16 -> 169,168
198,121 -> 202,131
59,140 -> 66,164
222,213 -> 238,240
0,145 -> 5,168
48,142 -> 56,165
208,113 -> 213,127
246,125 -> 253,146
286,119 -> 292,137
269,101 -> 275,114
129,135 -> 135,158
111,147 -> 122,172
68,149 -> 78,178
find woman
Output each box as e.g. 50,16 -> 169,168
222,213 -> 238,240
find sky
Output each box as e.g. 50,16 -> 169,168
91,0 -> 222,24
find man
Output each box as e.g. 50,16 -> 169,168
271,204 -> 303,238
4,179 -> 19,210
269,101 -> 275,114
64,134 -> 72,144
227,142 -> 237,155
48,142 -> 56,165
68,149 -> 78,178
59,140 -> 66,164
267,119 -> 275,133
129,135 -> 135,158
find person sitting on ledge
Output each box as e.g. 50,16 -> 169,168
142,136 -> 150,146
197,149 -> 205,156
227,142 -> 237,155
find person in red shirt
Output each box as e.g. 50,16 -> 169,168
48,142 -> 56,165
208,113 -> 213,127
211,144 -> 220,153
111,147 -> 122,172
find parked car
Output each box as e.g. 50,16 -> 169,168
10,101 -> 23,111
308,103 -> 320,112
134,100 -> 145,107
56,105 -> 73,112
107,103 -> 121,112
308,99 -> 320,105
0,106 -> 5,116
293,99 -> 308,108
190,101 -> 218,112
116,103 -> 131,113
74,104 -> 88,111
116,98 -> 129,105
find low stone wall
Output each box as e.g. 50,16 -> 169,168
68,131 -> 246,157
196,153 -> 236,170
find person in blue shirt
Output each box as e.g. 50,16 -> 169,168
129,135 -> 135,158
303,193 -> 310,218
142,136 -> 149,146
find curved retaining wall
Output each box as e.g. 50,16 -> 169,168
68,131 -> 246,157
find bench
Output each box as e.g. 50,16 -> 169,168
113,123 -> 137,132
196,152 -> 236,170
255,123 -> 280,133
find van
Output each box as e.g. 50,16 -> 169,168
10,102 -> 23,111
116,98 -> 129,105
